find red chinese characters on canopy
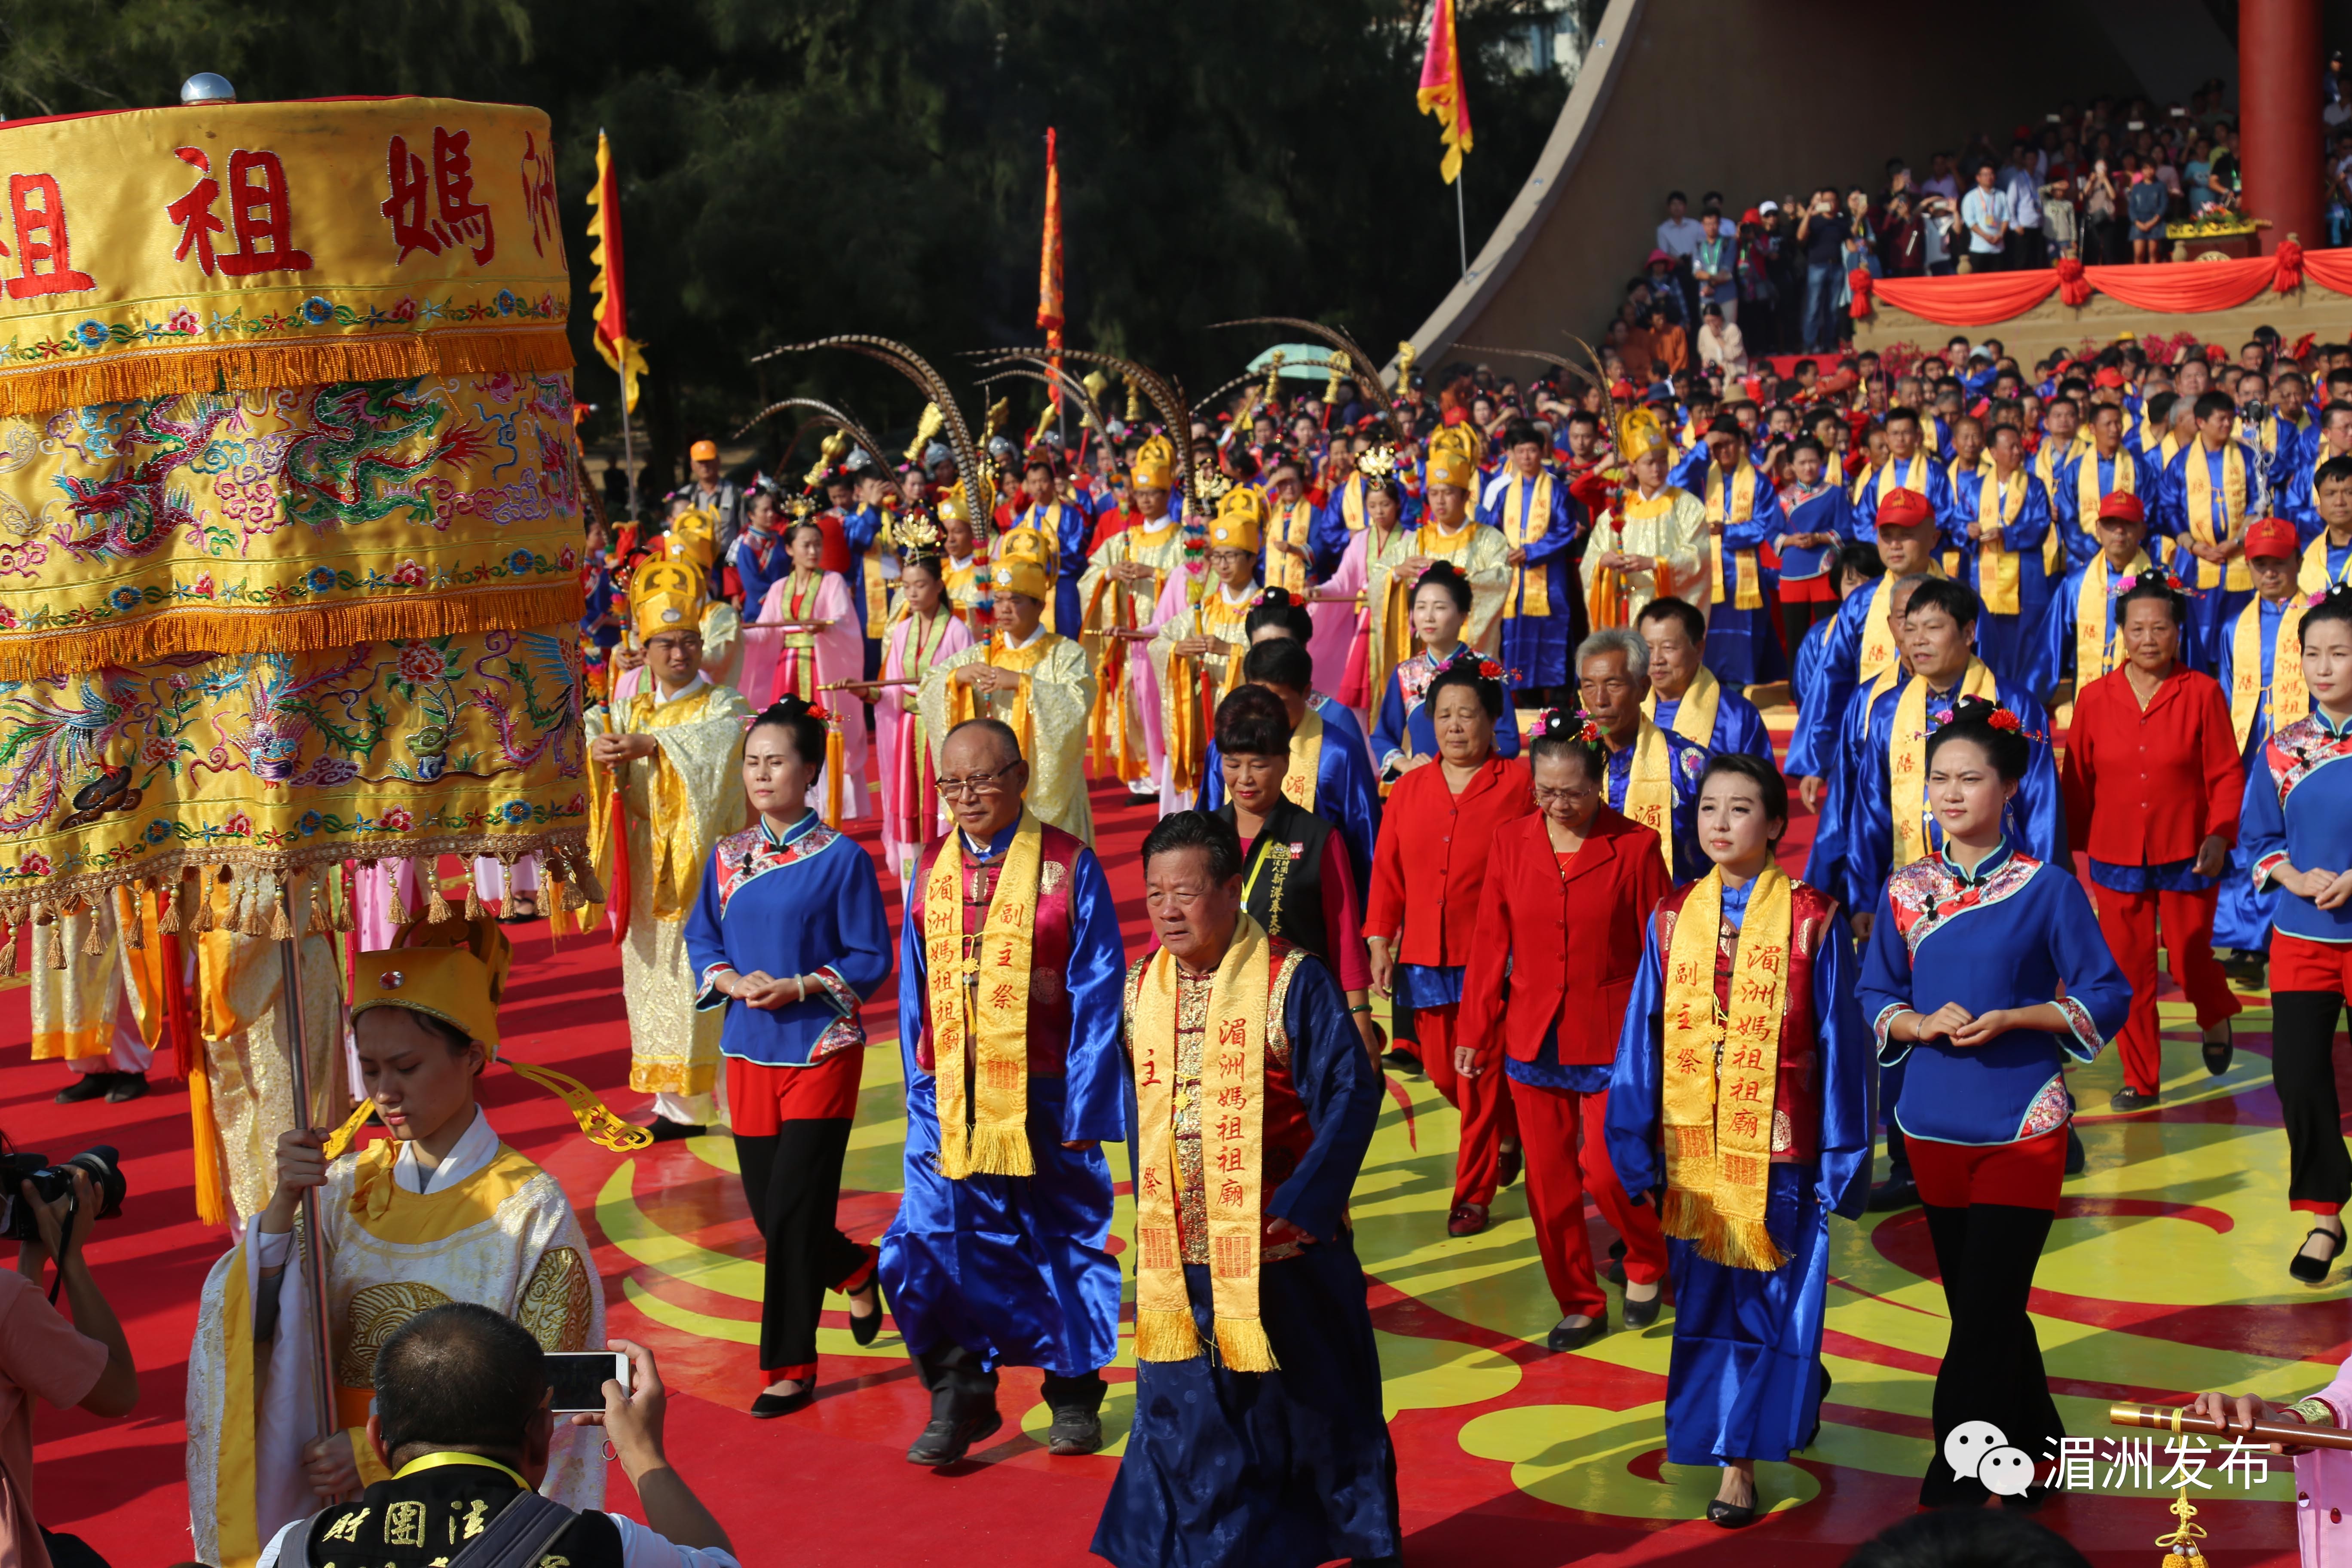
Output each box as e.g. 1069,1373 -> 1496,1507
383,128 -> 495,266
520,130 -> 562,263
0,174 -> 93,299
166,148 -> 314,277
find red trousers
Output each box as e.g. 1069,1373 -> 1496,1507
1418,1003 -> 1519,1209
2093,883 -> 2242,1094
1511,1078 -> 1668,1318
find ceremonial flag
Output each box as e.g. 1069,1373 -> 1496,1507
587,129 -> 649,413
1038,127 -> 1065,414
1417,0 -> 1474,185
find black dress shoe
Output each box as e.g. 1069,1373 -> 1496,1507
2291,1225 -> 2347,1285
1495,1145 -> 1523,1188
1622,1289 -> 1663,1329
2108,1086 -> 2161,1113
1045,1408 -> 1104,1455
1865,1171 -> 1919,1212
1545,1314 -> 1606,1352
2202,1023 -> 2234,1076
848,1273 -> 887,1348
2064,1125 -> 2086,1176
906,1407 -> 1003,1466
644,1116 -> 706,1142
55,1074 -> 112,1105
750,1385 -> 812,1419
1706,1497 -> 1758,1528
1381,1048 -> 1422,1075
104,1073 -> 148,1104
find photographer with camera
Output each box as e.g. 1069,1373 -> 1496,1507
2,1161 -> 138,1568
256,1304 -> 733,1568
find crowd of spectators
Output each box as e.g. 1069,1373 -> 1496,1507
1621,76 -> 2349,359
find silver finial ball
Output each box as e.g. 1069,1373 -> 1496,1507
180,73 -> 237,106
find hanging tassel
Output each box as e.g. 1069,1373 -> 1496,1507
385,861 -> 411,927
193,873 -> 219,933
463,869 -> 486,922
0,913 -> 16,977
305,878 -> 329,935
156,875 -> 180,934
43,910 -> 67,970
122,885 -> 146,950
333,864 -> 357,933
266,877 -> 295,941
425,871 -> 454,925
81,905 -> 108,957
236,873 -> 267,937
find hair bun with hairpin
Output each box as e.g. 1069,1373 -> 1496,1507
1538,707 -> 1605,748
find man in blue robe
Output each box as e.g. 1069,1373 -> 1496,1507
1938,423 -> 2054,692
1091,810 -> 1396,1568
879,717 -> 1129,1466
1635,596 -> 1774,763
2212,518 -> 2309,972
2157,391 -> 2269,668
2023,491 -> 2175,704
1850,409 -> 1951,539
1198,635 -> 1381,897
1577,628 -> 1709,884
1006,450 -> 1098,637
1477,418 -> 1585,700
1667,420 -> 1786,689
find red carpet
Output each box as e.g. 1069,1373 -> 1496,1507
7,765 -> 2309,1567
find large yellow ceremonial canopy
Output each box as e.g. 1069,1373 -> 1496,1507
0,95 -> 591,921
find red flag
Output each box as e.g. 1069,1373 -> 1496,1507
1038,129 -> 1065,415
1416,0 -> 1474,184
587,130 -> 649,412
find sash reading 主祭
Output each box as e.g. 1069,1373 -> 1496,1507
1620,719 -> 1676,876
1704,463 -> 1764,610
2233,597 -> 2309,750
2075,549 -> 2151,689
2182,442 -> 2254,592
1973,469 -> 2026,615
1659,864 -> 1793,1271
1889,660 -> 1998,867
1130,914 -> 1278,1372
1501,473 -> 1553,618
1281,705 -> 1323,812
922,811 -> 1044,1178
1644,666 -> 1720,747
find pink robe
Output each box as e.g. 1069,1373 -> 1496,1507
877,608 -> 974,882
744,570 -> 868,820
1319,530 -> 1373,724
2293,1362 -> 2352,1565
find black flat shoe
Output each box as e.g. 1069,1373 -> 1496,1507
1706,1498 -> 1758,1528
2291,1225 -> 2347,1285
848,1271 -> 887,1348
1603,1237 -> 1627,1286
54,1074 -> 111,1105
1496,1145 -> 1523,1188
1622,1290 -> 1663,1329
1866,1172 -> 1919,1212
2109,1087 -> 2162,1113
2202,1023 -> 2234,1076
1381,1048 -> 1422,1075
2064,1125 -> 2086,1176
906,1407 -> 1002,1466
104,1072 -> 148,1104
1045,1408 -> 1104,1455
1545,1314 -> 1606,1352
644,1116 -> 706,1142
750,1385 -> 812,1419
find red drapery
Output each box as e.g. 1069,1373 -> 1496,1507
1853,243 -> 2352,328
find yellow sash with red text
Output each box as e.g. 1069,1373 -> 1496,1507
922,811 -> 1044,1178
1282,706 -> 1323,812
1660,864 -> 1793,1271
2181,441 -> 2254,592
1704,462 -> 1764,610
2231,596 -> 2309,750
1500,472 -> 1554,617
2074,548 -> 2150,691
1622,718 -> 1676,876
1131,916 -> 1278,1372
1973,468 -> 2027,616
1643,666 -> 1721,747
1890,660 -> 1997,868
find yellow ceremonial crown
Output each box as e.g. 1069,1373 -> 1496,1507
1617,407 -> 1671,461
352,920 -> 511,1051
1209,487 -> 1267,553
630,556 -> 705,641
1131,433 -> 1177,491
1424,425 -> 1481,492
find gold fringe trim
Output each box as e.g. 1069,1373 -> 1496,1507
385,867 -> 410,928
0,327 -> 573,420
44,919 -> 65,969
80,911 -> 106,956
463,875 -> 486,922
964,1122 -> 1036,1178
424,877 -> 453,925
1661,1187 -> 1788,1273
0,584 -> 586,683
305,880 -> 329,935
156,876 -> 180,933
1213,1316 -> 1280,1374
1134,1308 -> 1203,1364
266,879 -> 294,941
122,887 -> 146,949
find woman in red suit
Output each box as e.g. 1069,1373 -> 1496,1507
1366,653 -> 1535,1237
2060,570 -> 2244,1112
1460,709 -> 1672,1347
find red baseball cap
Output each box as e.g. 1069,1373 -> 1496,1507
2246,516 -> 2300,560
2095,367 -> 2127,389
2096,491 -> 2146,526
1878,488 -> 1933,530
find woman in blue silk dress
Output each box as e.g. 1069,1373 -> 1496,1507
1856,698 -> 2131,1508
685,695 -> 894,1415
1608,752 -> 1874,1528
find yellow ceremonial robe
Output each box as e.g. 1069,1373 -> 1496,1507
918,628 -> 1100,845
1077,514 -> 1191,780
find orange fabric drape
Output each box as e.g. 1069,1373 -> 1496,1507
2083,254 -> 2277,313
1869,271 -> 2059,326
2298,248 -> 2352,295
1864,245 -> 2352,328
